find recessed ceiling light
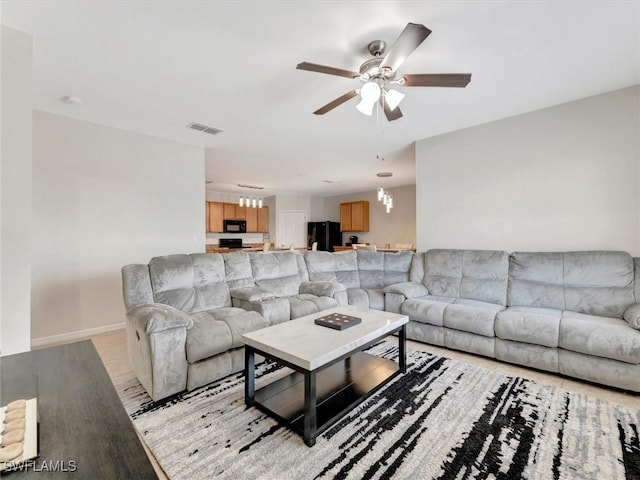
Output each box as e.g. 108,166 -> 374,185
60,95 -> 82,105
376,172 -> 393,178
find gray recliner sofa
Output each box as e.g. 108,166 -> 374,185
122,253 -> 268,401
385,249 -> 640,392
122,251 -> 345,401
122,248 -> 640,401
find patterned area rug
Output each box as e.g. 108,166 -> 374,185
116,344 -> 640,479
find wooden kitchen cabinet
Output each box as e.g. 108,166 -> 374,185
222,203 -> 247,220
340,203 -> 352,231
258,206 -> 269,233
207,202 -> 224,233
245,205 -> 269,233
223,203 -> 235,220
206,201 -> 269,233
245,206 -> 258,232
340,201 -> 369,232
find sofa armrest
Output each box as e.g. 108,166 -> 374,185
125,303 -> 192,402
299,281 -> 346,298
624,303 -> 640,330
383,282 -> 429,299
126,303 -> 193,334
230,286 -> 276,302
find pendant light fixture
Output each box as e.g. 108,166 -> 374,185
238,196 -> 263,208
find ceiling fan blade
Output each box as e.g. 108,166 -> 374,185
402,73 -> 472,87
297,62 -> 360,79
379,23 -> 431,72
379,98 -> 403,121
313,90 -> 358,115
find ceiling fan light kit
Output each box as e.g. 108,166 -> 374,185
296,22 -> 471,121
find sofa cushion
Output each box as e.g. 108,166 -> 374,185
186,312 -> 233,363
559,311 -> 640,364
287,294 -> 338,319
495,306 -> 562,348
624,304 -> 640,330
223,252 -> 255,289
423,250 -> 509,306
150,254 -> 231,313
346,288 -> 370,309
401,295 -> 455,326
357,250 -> 385,288
304,250 -> 360,288
635,257 -> 640,302
250,251 -> 302,297
316,250 -> 413,294
210,307 -> 267,349
564,251 -> 635,318
509,251 -> 635,318
364,289 -> 385,310
383,252 -> 413,285
444,299 -> 505,337
508,252 -> 565,310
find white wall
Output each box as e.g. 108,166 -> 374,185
309,196 -> 327,222
1,26 -> 32,355
323,185 -> 417,248
32,111 -> 205,342
416,86 -> 640,255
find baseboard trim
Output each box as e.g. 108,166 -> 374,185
31,322 -> 125,349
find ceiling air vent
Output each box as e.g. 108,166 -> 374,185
187,122 -> 223,135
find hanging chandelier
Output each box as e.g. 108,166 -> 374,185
377,187 -> 393,213
238,197 -> 263,208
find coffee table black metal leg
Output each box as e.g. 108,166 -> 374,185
399,325 -> 407,373
245,346 -> 255,406
303,370 -> 317,447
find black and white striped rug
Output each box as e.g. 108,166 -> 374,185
117,344 -> 640,479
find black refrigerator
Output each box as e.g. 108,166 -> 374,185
307,221 -> 342,252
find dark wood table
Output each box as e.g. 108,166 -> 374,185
0,340 -> 157,478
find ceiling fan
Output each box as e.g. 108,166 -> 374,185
296,23 -> 471,121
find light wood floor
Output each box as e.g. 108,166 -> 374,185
54,328 -> 640,479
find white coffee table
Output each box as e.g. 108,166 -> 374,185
242,306 -> 408,447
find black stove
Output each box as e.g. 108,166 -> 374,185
219,238 -> 243,249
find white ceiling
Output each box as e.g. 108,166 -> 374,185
3,1 -> 639,197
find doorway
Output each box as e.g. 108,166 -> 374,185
278,210 -> 307,248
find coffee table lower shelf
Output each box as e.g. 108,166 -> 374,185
247,350 -> 401,446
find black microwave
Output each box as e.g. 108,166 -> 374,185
223,219 -> 246,233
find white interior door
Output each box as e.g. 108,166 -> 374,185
278,210 -> 307,248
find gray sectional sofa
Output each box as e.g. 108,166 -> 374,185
122,248 -> 640,401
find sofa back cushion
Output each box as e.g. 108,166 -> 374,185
249,251 -> 302,297
357,250 -> 385,288
355,250 -> 413,288
384,251 -> 414,285
508,251 -> 635,318
148,253 -> 231,313
423,249 -> 509,306
304,250 -> 360,288
223,252 -> 255,289
635,257 -> 640,303
508,252 -> 565,310
564,251 -> 634,317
